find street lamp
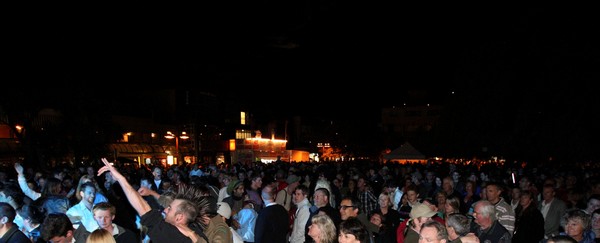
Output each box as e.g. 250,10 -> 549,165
165,131 -> 189,164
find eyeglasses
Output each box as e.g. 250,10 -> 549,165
340,205 -> 357,210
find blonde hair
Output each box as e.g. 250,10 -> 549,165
311,214 -> 337,243
86,229 -> 115,243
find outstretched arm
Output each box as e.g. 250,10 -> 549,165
97,158 -> 152,216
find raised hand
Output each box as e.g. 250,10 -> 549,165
14,162 -> 24,174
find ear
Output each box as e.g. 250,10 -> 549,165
80,190 -> 85,198
66,230 -> 74,238
111,215 -> 115,221
0,216 -> 8,224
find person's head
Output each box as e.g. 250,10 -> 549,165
519,190 -> 537,209
0,202 -> 16,227
511,186 -> 521,201
41,213 -> 75,243
86,228 -> 116,243
445,213 -> 470,240
484,181 -> 504,204
592,208 -> 600,231
163,184 -> 214,228
473,200 -> 496,229
564,209 -> 591,240
17,203 -> 44,231
152,167 -> 162,180
377,192 -> 391,209
405,184 -> 420,204
442,176 -> 454,193
260,184 -> 276,203
79,182 -> 96,205
0,182 -> 24,209
227,179 -> 245,198
294,184 -> 308,204
308,214 -> 337,243
250,173 -> 263,190
444,196 -> 461,215
313,188 -> 330,208
409,203 -> 437,229
369,211 -> 383,227
93,202 -> 117,230
76,174 -> 101,201
42,177 -> 64,196
338,217 -> 368,243
543,184 -> 557,202
339,196 -> 360,220
140,177 -> 153,189
419,220 -> 448,243
585,194 -> 600,214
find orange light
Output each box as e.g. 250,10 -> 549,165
229,139 -> 236,151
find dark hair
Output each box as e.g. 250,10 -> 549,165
0,202 -> 16,222
40,213 -> 74,241
0,182 -> 25,207
339,217 -> 368,242
18,204 -> 44,225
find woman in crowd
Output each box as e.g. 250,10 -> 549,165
307,214 -> 337,243
512,190 -> 545,243
371,192 -> 400,231
560,209 -> 595,243
444,195 -> 461,220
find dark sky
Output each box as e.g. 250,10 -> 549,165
9,6 -> 598,118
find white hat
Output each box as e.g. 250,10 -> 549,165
217,202 -> 231,219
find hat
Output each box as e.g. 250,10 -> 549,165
227,180 -> 244,195
217,202 -> 232,219
409,203 -> 436,219
286,174 -> 301,184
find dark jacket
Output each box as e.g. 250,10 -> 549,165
0,224 -> 30,243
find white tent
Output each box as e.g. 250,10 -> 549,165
383,142 -> 427,164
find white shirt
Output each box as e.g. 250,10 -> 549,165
66,201 -> 99,232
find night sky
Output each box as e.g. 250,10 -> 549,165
6,5 -> 599,161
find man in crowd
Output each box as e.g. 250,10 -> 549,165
0,202 -> 29,242
254,184 -> 288,243
93,202 -> 138,243
98,158 -> 209,243
472,200 -> 512,243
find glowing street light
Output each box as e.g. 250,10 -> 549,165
165,131 -> 189,164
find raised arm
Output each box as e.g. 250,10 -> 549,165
97,158 -> 152,216
14,162 -> 41,200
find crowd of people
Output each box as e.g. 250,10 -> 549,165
1,158 -> 600,243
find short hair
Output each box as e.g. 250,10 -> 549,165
421,220 -> 449,241
475,200 -> 497,221
339,217 -> 368,242
315,187 -> 330,199
86,228 -> 116,243
93,202 -> 116,216
0,182 -> 25,207
340,196 -> 362,214
17,204 -> 44,225
0,202 -> 16,222
79,181 -> 96,194
40,213 -> 74,241
311,214 -> 337,243
261,185 -> 276,201
295,184 -> 309,196
446,213 -> 471,236
565,209 -> 591,230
